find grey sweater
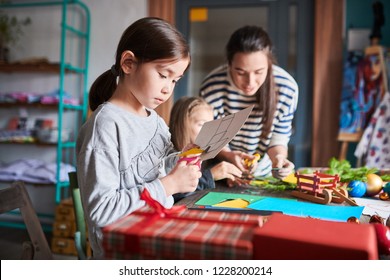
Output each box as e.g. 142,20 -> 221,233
76,102 -> 175,259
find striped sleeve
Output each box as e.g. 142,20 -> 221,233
269,65 -> 299,147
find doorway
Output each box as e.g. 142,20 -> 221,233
175,0 -> 314,168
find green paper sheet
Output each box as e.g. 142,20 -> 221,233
195,192 -> 264,207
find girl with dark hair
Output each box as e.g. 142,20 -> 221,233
200,25 -> 298,181
76,17 -> 201,258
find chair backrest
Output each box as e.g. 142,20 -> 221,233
68,171 -> 88,259
0,181 -> 53,259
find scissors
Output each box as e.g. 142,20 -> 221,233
177,147 -> 204,169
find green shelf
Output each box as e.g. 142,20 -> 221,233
0,0 -> 90,232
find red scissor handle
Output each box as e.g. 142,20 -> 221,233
178,156 -> 202,169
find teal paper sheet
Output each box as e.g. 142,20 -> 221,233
247,197 -> 364,221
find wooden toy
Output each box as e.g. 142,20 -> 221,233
291,171 -> 357,206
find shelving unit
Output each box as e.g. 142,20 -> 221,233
0,0 -> 90,230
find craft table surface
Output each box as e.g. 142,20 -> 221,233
174,183 -> 371,223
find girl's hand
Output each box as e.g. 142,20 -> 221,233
271,154 -> 294,179
221,150 -> 256,172
210,161 -> 242,181
161,158 -> 202,196
243,153 -> 260,173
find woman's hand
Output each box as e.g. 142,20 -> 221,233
271,154 -> 294,179
219,150 -> 257,172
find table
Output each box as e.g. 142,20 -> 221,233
175,184 -> 288,207
102,182 -> 380,259
175,183 -> 371,223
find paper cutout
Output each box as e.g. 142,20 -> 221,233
353,197 -> 390,220
195,191 -> 263,206
194,105 -> 254,160
248,197 -> 364,222
282,173 -> 297,184
213,198 -> 250,208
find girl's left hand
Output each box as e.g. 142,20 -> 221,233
225,150 -> 257,172
210,161 -> 242,181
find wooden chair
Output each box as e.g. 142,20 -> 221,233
337,131 -> 362,161
68,171 -> 88,259
0,181 -> 53,259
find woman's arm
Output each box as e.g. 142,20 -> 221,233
267,145 -> 294,179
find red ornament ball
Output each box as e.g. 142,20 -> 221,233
372,223 -> 390,256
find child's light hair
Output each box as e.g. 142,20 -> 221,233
169,97 -> 213,151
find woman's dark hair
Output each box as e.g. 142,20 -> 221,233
89,17 -> 190,111
226,25 -> 276,138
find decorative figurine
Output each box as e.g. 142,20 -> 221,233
291,171 -> 357,206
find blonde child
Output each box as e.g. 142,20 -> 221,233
169,96 -> 242,201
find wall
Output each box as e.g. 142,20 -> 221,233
1,0 -> 147,157
84,0 -> 147,88
346,0 -> 390,47
0,0 -> 147,218
342,0 -> 389,165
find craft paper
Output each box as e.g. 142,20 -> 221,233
195,105 -> 254,160
248,197 -> 364,222
213,198 -> 250,208
353,197 -> 390,220
282,173 -> 297,184
195,191 -> 263,206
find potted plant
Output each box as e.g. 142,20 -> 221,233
0,8 -> 31,62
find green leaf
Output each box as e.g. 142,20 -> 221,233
324,157 -> 378,182
250,176 -> 296,191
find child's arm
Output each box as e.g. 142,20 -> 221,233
78,148 -> 174,227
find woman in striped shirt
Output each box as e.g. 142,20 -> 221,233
199,25 -> 298,181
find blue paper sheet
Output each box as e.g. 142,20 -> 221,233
247,197 -> 364,222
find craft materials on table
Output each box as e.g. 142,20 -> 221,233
102,189 -> 260,260
353,197 -> 390,220
194,191 -> 364,222
194,191 -> 263,207
248,197 -> 364,222
102,188 -> 380,260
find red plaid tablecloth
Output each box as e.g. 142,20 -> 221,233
102,206 -> 261,260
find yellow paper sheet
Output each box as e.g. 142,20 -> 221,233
282,173 -> 298,184
213,198 -> 249,208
